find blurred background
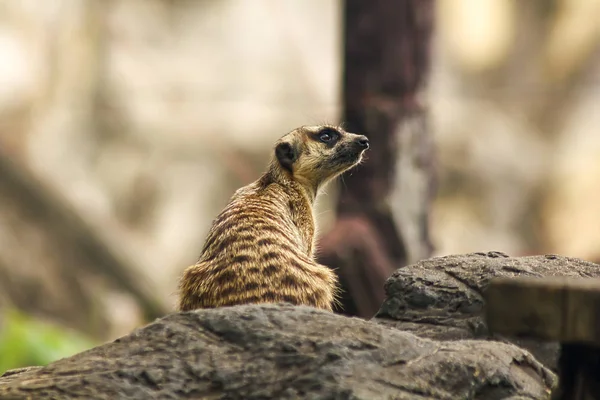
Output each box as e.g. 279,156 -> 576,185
1,0 -> 599,374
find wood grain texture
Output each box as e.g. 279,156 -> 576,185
485,276 -> 600,346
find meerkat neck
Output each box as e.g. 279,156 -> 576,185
262,161 -> 317,204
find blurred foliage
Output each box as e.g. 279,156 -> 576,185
0,308 -> 96,375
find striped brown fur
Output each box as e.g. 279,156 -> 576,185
177,125 -> 369,312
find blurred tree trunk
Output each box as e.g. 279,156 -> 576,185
318,0 -> 435,318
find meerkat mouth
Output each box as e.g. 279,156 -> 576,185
333,145 -> 368,166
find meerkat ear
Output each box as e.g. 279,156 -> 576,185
275,142 -> 297,172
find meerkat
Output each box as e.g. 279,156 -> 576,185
177,124 -> 369,312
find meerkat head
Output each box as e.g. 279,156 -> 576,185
272,125 -> 370,194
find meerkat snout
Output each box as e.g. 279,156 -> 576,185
336,133 -> 370,162
356,135 -> 369,149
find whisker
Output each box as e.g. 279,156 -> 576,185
341,174 -> 348,190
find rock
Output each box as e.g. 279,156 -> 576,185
0,304 -> 556,399
374,251 -> 600,370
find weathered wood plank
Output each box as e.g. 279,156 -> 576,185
485,276 -> 600,346
485,275 -> 600,399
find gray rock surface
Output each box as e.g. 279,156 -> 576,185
374,251 -> 600,370
0,303 -> 555,400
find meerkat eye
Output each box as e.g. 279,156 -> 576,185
318,129 -> 339,143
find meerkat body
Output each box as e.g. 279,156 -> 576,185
178,125 -> 369,312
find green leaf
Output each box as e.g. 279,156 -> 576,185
0,308 -> 96,374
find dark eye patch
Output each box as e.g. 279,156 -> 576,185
315,128 -> 340,145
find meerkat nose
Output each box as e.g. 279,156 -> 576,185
356,135 -> 369,149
